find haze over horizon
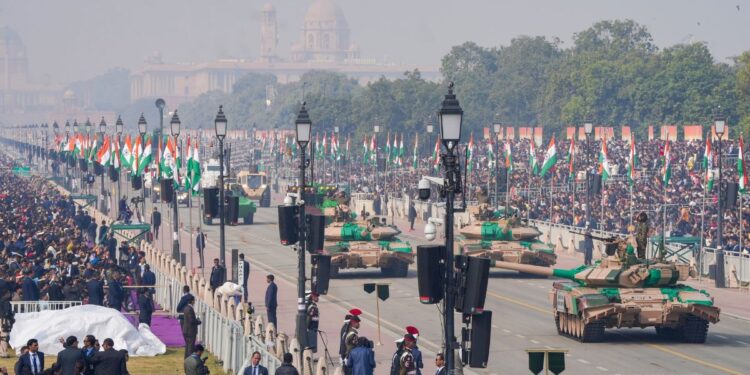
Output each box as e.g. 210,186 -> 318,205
3,0 -> 750,85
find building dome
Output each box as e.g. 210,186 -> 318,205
304,0 -> 348,29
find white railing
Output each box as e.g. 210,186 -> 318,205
11,301 -> 82,314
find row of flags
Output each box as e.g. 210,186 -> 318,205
53,132 -> 203,194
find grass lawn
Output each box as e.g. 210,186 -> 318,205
0,347 -> 228,375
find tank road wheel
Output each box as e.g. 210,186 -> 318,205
330,265 -> 340,279
555,313 -> 563,334
580,319 -> 606,343
559,314 -> 567,335
680,316 -> 709,343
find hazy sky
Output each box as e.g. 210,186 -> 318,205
3,0 -> 750,85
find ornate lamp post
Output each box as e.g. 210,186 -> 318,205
99,118 -> 107,212
138,114 -> 148,219
171,111 -> 182,262
714,110 -> 726,288
214,106 -> 228,265
438,82 -> 463,373
294,101 -> 312,350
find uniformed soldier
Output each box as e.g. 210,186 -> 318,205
635,212 -> 650,259
339,309 -> 361,375
399,334 -> 418,375
305,292 -> 320,353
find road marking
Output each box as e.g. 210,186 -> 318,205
577,359 -> 590,364
647,344 -> 744,375
736,340 -> 749,345
502,329 -> 511,333
486,290 -> 746,375
530,339 -> 540,344
515,334 -> 525,338
491,325 -> 499,329
596,366 -> 609,372
716,334 -> 728,339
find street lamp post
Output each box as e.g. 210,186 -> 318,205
493,119 -> 501,208
294,101 -> 312,351
438,82 -> 463,373
171,111 -> 182,263
214,106 -> 228,265
374,124 -> 380,193
334,125 -> 340,185
714,110 -> 726,288
584,121 -> 594,233
138,114 -> 148,220
156,99 -> 166,179
116,116 -> 124,220
99,118 -> 107,213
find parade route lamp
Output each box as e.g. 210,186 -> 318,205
138,114 -> 148,218
99,118 -> 107,212
294,101 -> 312,349
115,116 -> 124,219
714,110 -> 726,288
438,82 -> 463,373
584,121 -> 594,232
171,111 -> 182,263
214,106 -> 228,265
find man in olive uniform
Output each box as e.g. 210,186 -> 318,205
636,212 -> 650,259
398,334 -> 418,375
340,311 -> 361,375
305,292 -> 320,353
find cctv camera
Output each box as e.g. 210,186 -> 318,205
418,178 -> 431,201
424,222 -> 436,241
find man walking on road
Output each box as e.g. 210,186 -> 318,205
151,207 -> 161,241
210,258 -> 226,291
265,274 -> 278,328
195,228 -> 206,269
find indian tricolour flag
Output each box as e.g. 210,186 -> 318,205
540,135 -> 557,178
626,135 -> 636,186
739,134 -> 747,194
121,135 -> 133,171
160,137 -> 176,179
97,135 -> 111,167
662,139 -> 672,186
137,135 -> 153,176
505,141 -> 513,173
599,136 -> 611,183
189,138 -> 201,193
412,134 -> 419,169
529,139 -> 538,176
433,136 -> 441,172
703,132 -> 714,191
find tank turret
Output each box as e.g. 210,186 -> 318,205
459,221 -> 542,241
324,220 -> 401,242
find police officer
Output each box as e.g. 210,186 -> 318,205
399,334 -> 418,375
305,292 -> 320,353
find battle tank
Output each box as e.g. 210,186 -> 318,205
490,245 -> 720,343
324,216 -> 414,278
456,205 -> 557,267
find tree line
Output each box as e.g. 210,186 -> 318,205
175,20 -> 750,140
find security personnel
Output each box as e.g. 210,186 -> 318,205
340,311 -> 361,375
339,308 -> 362,365
399,334 -> 417,375
305,292 -> 320,353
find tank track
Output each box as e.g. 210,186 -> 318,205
680,316 -> 709,343
555,312 -> 605,343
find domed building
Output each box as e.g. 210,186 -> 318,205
291,0 -> 359,63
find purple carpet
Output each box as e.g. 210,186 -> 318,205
124,307 -> 185,347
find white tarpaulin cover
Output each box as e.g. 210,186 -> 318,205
10,305 -> 166,356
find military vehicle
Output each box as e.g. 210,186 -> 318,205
237,170 -> 271,207
456,205 -> 557,267
324,216 -> 414,278
490,244 -> 720,343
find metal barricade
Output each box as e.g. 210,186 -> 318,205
11,301 -> 82,314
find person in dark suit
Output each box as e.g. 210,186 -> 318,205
13,345 -> 29,375
17,338 -> 45,375
107,272 -> 125,311
81,335 -> 98,375
181,295 -> 201,359
138,289 -> 154,326
195,228 -> 206,269
274,352 -> 300,375
56,336 -> 84,375
64,260 -> 80,279
239,253 -> 250,301
90,338 -> 127,375
176,285 -> 192,314
434,353 -> 446,375
265,274 -> 278,328
242,351 -> 269,375
151,207 -> 161,240
141,265 -> 156,293
97,220 -> 108,245
21,270 -> 40,301
86,275 -> 105,306
209,258 -> 225,291
106,234 -> 117,263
